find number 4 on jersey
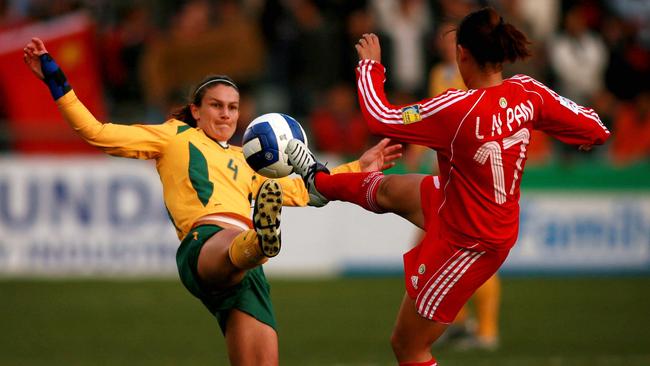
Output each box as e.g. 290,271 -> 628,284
227,159 -> 238,180
473,128 -> 530,204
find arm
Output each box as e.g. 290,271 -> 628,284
24,37 -> 176,159
355,34 -> 464,149
514,75 -> 610,148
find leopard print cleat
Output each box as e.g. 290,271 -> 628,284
253,179 -> 283,257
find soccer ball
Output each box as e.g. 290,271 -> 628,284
242,113 -> 308,178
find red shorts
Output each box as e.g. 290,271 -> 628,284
403,176 -> 509,324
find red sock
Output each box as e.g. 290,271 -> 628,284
314,171 -> 384,213
399,357 -> 437,366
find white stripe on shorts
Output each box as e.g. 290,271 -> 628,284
417,248 -> 485,320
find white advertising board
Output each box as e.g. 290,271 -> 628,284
0,157 -> 648,276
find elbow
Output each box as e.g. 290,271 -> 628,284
365,117 -> 383,135
594,129 -> 611,145
72,125 -> 104,145
367,123 -> 381,135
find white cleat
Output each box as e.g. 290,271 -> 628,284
285,139 -> 330,207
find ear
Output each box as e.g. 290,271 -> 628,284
190,104 -> 200,121
457,44 -> 468,62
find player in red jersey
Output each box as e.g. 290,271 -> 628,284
286,7 -> 610,365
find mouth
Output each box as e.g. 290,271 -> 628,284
212,120 -> 232,128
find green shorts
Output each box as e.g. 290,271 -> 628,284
176,224 -> 276,333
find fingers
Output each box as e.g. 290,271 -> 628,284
24,37 -> 47,56
383,152 -> 403,163
24,43 -> 34,55
356,33 -> 381,62
373,137 -> 391,149
357,36 -> 368,48
24,42 -> 38,58
357,33 -> 378,48
359,33 -> 378,43
384,143 -> 403,155
32,37 -> 47,52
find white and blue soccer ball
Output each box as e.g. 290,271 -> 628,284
242,113 -> 308,178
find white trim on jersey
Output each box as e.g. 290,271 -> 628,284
358,61 -> 401,123
357,60 -> 474,124
505,79 -> 545,104
438,90 -> 486,214
509,75 -> 609,132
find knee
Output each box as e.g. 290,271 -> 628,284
389,331 -> 404,358
390,329 -> 415,360
390,327 -> 437,361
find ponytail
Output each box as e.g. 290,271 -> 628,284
498,22 -> 532,63
170,105 -> 197,127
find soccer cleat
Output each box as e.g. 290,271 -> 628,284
253,179 -> 283,257
285,139 -> 330,207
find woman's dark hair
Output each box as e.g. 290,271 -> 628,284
170,75 -> 239,127
456,7 -> 531,69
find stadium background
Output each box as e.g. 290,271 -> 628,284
0,0 -> 648,365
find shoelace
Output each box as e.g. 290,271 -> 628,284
305,163 -> 319,184
295,148 -> 311,171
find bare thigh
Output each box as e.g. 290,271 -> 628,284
391,293 -> 448,363
225,309 -> 278,366
197,227 -> 247,290
376,174 -> 427,229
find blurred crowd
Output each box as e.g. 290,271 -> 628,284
0,0 -> 649,167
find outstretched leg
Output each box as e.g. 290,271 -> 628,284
197,179 -> 283,288
287,139 -> 427,228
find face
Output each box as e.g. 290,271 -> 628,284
191,84 -> 240,142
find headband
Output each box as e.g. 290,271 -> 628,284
194,78 -> 239,97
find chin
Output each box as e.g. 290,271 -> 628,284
209,129 -> 234,142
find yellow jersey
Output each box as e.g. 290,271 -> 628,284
56,90 -> 360,240
428,63 -> 466,97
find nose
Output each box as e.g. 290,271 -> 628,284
219,107 -> 231,119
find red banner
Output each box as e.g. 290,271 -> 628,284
0,12 -> 106,154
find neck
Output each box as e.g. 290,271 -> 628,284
465,67 -> 504,89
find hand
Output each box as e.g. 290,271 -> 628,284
355,33 -> 381,63
359,138 -> 402,172
23,37 -> 48,80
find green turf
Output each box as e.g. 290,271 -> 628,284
0,277 -> 649,365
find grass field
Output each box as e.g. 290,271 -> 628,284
1,276 -> 649,365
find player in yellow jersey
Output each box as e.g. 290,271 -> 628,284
24,37 -> 402,366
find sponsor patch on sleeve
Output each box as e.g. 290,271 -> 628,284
402,105 -> 422,124
558,95 -> 580,115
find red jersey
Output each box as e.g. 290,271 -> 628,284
356,60 -> 610,250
